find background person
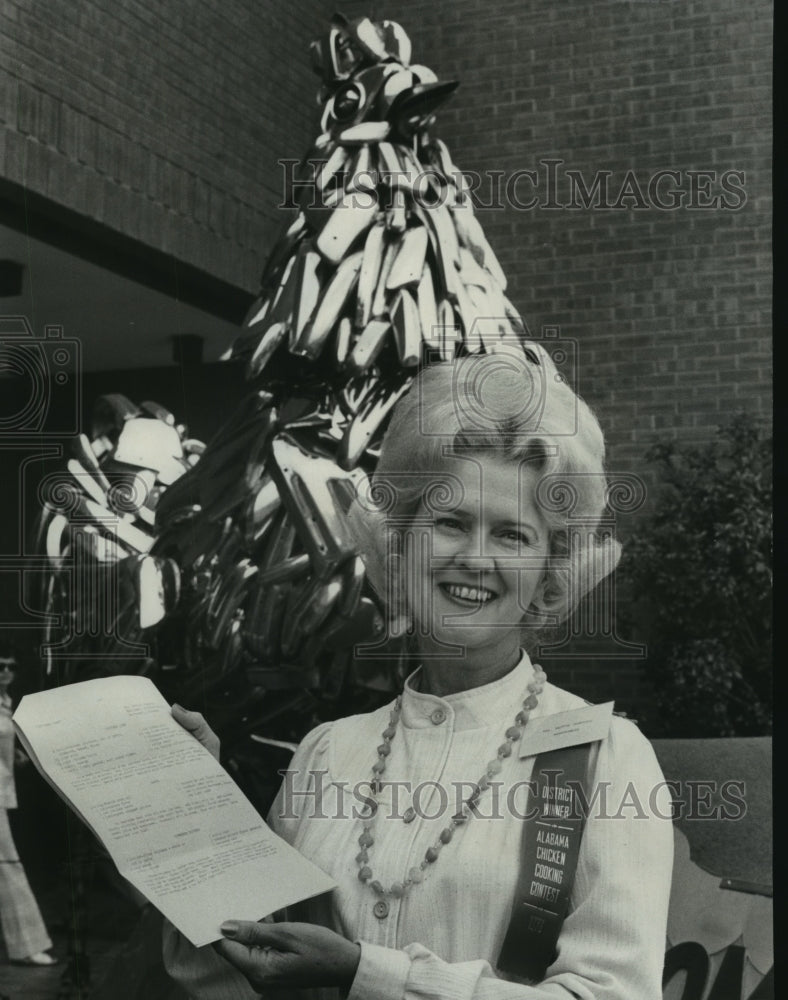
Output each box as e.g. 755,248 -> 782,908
0,649 -> 57,967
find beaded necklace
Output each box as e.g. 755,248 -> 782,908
356,665 -> 548,919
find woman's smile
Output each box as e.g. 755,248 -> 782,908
437,581 -> 498,606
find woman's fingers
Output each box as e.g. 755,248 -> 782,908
215,923 -> 292,990
171,704 -> 221,761
215,921 -> 361,990
219,921 -> 290,948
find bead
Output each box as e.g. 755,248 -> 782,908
354,676 -> 544,906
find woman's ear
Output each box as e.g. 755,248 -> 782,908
523,573 -> 566,626
527,574 -> 549,614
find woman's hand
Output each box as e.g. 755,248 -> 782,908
171,704 -> 220,761
215,920 -> 361,991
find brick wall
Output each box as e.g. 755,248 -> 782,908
338,0 -> 771,473
0,0 -> 336,291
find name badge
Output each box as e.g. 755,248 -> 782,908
518,701 -> 614,758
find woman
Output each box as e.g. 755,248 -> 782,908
0,650 -> 58,966
165,348 -> 673,999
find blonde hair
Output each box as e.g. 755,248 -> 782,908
349,346 -> 621,630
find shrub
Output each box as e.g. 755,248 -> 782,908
618,415 -> 772,737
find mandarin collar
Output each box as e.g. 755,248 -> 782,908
400,650 -> 538,731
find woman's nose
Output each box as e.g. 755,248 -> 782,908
451,531 -> 497,571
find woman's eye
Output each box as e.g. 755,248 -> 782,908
435,517 -> 464,532
499,529 -> 532,546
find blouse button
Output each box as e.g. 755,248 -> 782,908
430,707 -> 447,725
373,900 -> 390,919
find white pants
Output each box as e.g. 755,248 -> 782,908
0,808 -> 51,960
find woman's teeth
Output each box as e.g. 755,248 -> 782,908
442,583 -> 495,604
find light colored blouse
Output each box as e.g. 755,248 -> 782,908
164,652 -> 673,999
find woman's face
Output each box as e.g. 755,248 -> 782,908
403,452 -> 550,660
0,657 -> 15,689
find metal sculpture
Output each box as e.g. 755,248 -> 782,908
27,20 -> 542,993
33,13 -> 533,757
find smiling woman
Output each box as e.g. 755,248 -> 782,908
351,346 -> 622,692
165,348 -> 672,1000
